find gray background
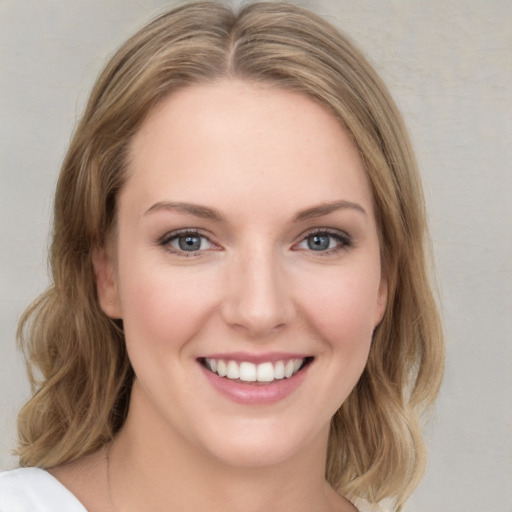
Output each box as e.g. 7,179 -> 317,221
1,1 -> 511,510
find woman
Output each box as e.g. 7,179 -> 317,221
0,2 -> 444,511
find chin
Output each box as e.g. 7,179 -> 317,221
192,418 -> 328,470
207,440 -> 301,468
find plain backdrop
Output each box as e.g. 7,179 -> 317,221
1,1 -> 511,511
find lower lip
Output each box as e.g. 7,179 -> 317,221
199,362 -> 310,405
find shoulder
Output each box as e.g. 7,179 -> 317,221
0,468 -> 86,512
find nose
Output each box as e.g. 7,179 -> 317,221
220,247 -> 295,338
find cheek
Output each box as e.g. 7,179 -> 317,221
292,268 -> 381,419
298,266 -> 381,351
118,260 -> 219,354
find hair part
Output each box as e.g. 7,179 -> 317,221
17,2 -> 444,509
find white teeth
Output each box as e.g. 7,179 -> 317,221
217,360 -> 227,377
274,360 -> 285,379
239,362 -> 257,382
284,360 -> 295,378
227,360 -> 239,379
257,362 -> 274,382
204,358 -> 306,382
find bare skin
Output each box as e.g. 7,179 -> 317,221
50,382 -> 357,512
50,80 -> 385,512
50,449 -> 357,512
48,449 -> 111,512
49,430 -> 358,512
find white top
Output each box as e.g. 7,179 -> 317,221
0,467 -> 388,512
0,468 -> 86,511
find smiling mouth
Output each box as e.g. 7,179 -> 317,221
198,357 -> 314,384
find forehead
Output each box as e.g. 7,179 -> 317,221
123,80 -> 374,218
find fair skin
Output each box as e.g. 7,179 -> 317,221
51,80 -> 387,512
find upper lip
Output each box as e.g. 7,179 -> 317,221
197,352 -> 312,364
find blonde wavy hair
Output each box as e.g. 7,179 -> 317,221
17,1 -> 444,509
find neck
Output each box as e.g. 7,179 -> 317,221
107,382 -> 347,512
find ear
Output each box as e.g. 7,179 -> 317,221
92,246 -> 122,319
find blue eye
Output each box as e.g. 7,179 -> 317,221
296,230 -> 351,253
176,234 -> 203,251
307,234 -> 332,251
161,231 -> 215,254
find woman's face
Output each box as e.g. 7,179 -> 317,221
96,80 -> 387,467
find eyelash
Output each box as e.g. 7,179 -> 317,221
293,229 -> 352,256
159,229 -> 219,257
158,228 -> 352,257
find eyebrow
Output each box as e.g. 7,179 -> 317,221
293,200 -> 367,221
144,199 -> 366,223
144,201 -> 224,221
